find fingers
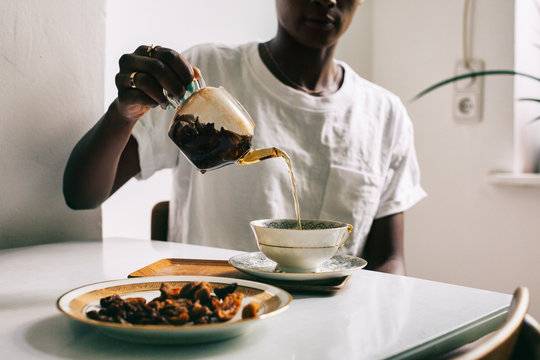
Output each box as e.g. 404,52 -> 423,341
116,45 -> 197,109
115,72 -> 167,108
118,53 -> 185,104
149,47 -> 195,87
193,66 -> 202,80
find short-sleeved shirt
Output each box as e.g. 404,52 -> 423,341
131,42 -> 426,256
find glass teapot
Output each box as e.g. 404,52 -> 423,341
167,76 -> 279,173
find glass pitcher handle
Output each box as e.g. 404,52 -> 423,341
164,76 -> 206,109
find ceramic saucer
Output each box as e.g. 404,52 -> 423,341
228,252 -> 367,281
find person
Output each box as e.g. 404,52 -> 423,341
63,0 -> 426,275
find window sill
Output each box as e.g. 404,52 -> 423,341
488,172 -> 540,187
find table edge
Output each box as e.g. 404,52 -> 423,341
385,305 -> 509,360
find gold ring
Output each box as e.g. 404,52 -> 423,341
130,72 -> 138,89
147,44 -> 159,57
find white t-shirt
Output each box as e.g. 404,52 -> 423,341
131,42 -> 426,256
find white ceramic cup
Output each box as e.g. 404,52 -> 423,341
250,219 -> 353,273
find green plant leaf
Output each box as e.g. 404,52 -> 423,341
519,98 -> 540,123
519,98 -> 540,103
528,115 -> 540,124
412,70 -> 540,101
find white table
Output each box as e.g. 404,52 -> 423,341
0,237 -> 511,359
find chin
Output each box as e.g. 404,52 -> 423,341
294,26 -> 341,49
298,36 -> 339,50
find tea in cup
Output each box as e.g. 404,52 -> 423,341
250,219 -> 353,273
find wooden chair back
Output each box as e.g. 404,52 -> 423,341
151,201 -> 169,241
450,286 -> 530,360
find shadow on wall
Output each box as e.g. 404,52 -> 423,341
0,0 -> 105,249
0,213 -> 101,250
0,96 -> 101,250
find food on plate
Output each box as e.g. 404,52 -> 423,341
242,301 -> 263,319
215,292 -> 243,321
85,281 -> 261,325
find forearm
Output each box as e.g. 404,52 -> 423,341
362,213 -> 406,275
370,255 -> 406,275
63,100 -> 139,209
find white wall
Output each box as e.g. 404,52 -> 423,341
368,0 -> 540,318
102,0 -> 373,239
515,0 -> 540,172
0,0 -> 104,248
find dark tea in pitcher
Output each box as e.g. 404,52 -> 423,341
169,114 -> 252,172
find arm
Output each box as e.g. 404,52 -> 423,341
361,212 -> 405,275
63,45 -> 197,209
63,101 -> 141,209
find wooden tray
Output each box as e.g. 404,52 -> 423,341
129,258 -> 349,293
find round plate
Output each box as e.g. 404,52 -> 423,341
57,276 -> 291,345
228,252 -> 367,281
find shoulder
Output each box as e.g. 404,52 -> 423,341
181,42 -> 254,86
339,63 -> 413,148
182,42 -> 253,65
342,63 -> 405,114
346,65 -> 410,130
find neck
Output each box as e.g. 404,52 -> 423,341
260,30 -> 342,96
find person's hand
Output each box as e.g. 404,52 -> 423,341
112,44 -> 200,121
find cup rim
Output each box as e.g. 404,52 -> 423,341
250,218 -> 351,231
258,243 -> 338,249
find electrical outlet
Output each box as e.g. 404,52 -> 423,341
453,59 -> 484,122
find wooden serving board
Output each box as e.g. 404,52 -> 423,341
128,258 -> 349,293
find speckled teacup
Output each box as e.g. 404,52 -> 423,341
250,219 -> 353,273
